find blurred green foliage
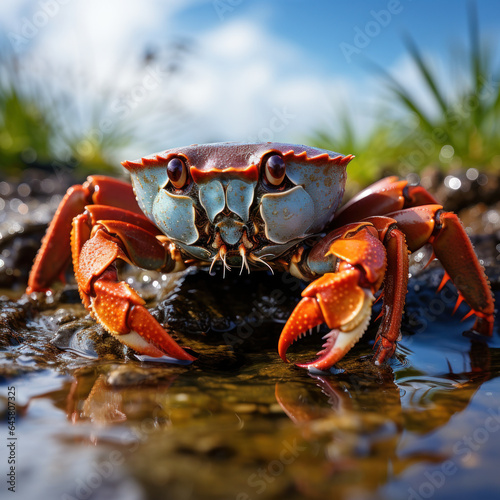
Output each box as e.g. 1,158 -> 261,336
307,111 -> 406,189
309,4 -> 500,187
0,55 -> 128,178
0,58 -> 54,172
0,42 -> 190,179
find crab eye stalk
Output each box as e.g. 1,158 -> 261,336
167,157 -> 188,189
264,154 -> 286,187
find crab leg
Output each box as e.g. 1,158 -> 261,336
26,185 -> 87,293
388,206 -> 495,336
332,176 -> 438,227
367,218 -> 410,365
27,176 -> 143,293
368,206 -> 494,364
73,218 -> 194,361
278,223 -> 387,371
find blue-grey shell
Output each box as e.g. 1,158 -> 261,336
123,142 -> 350,263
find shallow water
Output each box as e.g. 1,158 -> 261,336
1,257 -> 500,500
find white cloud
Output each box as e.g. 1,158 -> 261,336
0,0 -> 407,162
1,0 -> 199,81
167,19 -> 363,151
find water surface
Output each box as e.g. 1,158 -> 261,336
1,262 -> 499,500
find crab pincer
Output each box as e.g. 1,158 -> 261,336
279,224 -> 387,371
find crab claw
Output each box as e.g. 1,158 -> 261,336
90,270 -> 196,363
74,225 -> 195,364
278,269 -> 375,371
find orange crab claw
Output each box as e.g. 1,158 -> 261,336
128,305 -> 195,362
278,269 -> 375,371
278,296 -> 324,361
279,224 -> 386,371
90,268 -> 195,362
73,216 -> 194,363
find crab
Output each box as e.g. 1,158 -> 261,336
26,142 -> 495,371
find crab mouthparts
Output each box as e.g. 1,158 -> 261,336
216,219 -> 247,246
209,220 -> 274,277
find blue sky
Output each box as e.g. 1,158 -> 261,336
177,0 -> 500,75
176,0 -> 500,80
1,0 -> 499,161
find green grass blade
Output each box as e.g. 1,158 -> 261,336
402,33 -> 449,116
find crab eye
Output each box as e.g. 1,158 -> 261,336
264,154 -> 286,186
167,157 -> 188,189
